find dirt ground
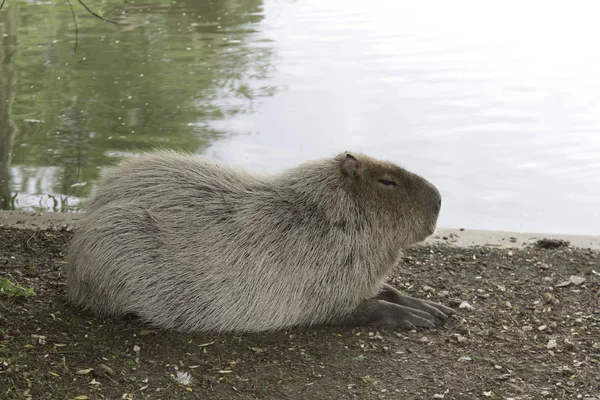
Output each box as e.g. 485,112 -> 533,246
1,225 -> 599,400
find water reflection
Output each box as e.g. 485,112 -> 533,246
0,7 -> 18,210
204,0 -> 600,235
4,0 -> 275,211
1,0 -> 599,235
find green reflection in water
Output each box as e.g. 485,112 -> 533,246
0,5 -> 18,210
0,0 -> 277,212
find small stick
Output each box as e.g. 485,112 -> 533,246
26,232 -> 38,253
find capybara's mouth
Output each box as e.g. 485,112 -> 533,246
421,219 -> 438,241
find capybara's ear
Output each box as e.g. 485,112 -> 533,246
341,153 -> 362,179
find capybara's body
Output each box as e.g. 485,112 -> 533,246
67,150 -> 453,333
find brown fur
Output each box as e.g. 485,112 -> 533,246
66,150 -> 453,333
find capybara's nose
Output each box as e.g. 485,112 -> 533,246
428,186 -> 442,216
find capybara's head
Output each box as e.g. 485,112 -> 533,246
338,152 -> 441,246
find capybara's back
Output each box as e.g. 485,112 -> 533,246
67,150 -> 453,332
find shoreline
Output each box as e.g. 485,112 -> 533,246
1,210 -> 599,250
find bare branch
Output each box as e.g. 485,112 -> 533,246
66,0 -> 79,53
77,0 -> 116,24
0,0 -> 117,52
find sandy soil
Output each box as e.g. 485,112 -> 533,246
0,218 -> 599,399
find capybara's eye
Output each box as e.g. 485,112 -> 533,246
378,179 -> 397,187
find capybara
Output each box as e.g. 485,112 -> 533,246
66,150 -> 453,332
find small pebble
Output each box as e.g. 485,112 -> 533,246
450,333 -> 467,343
569,275 -> 586,285
448,298 -> 463,307
543,293 -> 558,305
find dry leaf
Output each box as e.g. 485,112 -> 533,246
76,368 -> 94,375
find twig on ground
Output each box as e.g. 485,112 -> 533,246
26,232 -> 38,253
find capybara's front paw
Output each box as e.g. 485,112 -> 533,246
375,284 -> 454,326
341,299 -> 450,330
396,296 -> 454,326
390,305 -> 438,330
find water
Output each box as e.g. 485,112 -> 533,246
1,0 -> 599,235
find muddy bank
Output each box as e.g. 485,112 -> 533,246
1,223 -> 599,399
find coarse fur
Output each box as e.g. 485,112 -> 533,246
66,150 -> 450,333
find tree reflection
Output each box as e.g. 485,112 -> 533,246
5,0 -> 276,211
0,7 -> 18,210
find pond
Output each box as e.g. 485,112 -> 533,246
1,0 -> 599,235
